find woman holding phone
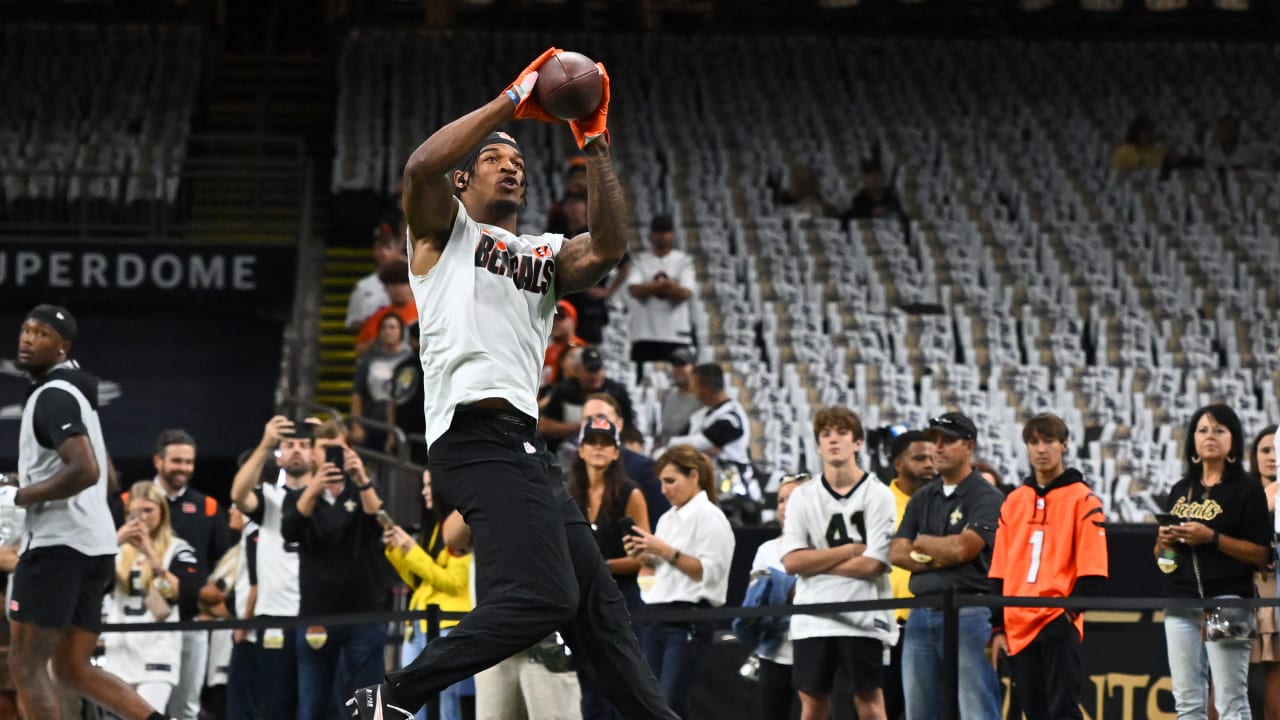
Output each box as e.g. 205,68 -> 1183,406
624,445 -> 735,717
383,471 -> 473,720
103,481 -> 199,711
1157,404 -> 1271,720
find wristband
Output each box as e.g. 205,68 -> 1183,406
1209,530 -> 1220,548
670,549 -> 682,564
356,482 -> 374,491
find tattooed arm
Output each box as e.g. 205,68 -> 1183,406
555,139 -> 628,296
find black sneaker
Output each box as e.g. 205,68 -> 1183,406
345,683 -> 415,720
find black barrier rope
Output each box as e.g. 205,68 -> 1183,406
99,593 -> 1280,633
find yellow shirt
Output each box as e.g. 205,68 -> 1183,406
889,479 -> 915,623
1110,143 -> 1167,173
384,525 -> 472,635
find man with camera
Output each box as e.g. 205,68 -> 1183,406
281,420 -> 392,720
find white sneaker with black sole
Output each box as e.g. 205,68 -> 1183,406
346,683 -> 415,720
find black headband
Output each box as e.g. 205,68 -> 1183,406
26,304 -> 77,344
456,132 -> 522,174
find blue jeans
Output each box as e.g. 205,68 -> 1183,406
1165,605 -> 1254,720
401,628 -> 474,720
297,622 -> 387,720
640,619 -> 714,718
903,606 -> 1001,720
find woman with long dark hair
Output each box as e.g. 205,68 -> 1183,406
568,415 -> 650,720
1157,405 -> 1271,720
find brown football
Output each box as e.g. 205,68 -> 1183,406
534,51 -> 604,122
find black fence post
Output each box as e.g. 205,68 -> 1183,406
426,604 -> 441,720
942,588 -> 959,720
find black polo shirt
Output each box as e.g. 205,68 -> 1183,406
895,470 -> 1005,596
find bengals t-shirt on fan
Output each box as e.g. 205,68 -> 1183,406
1161,472 -> 1270,600
988,469 -> 1108,656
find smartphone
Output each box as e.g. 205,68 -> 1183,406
324,445 -> 345,469
1155,513 -> 1182,526
375,509 -> 395,530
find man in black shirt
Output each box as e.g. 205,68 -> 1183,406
282,420 -> 391,720
538,347 -> 635,449
889,412 -> 1004,720
147,429 -> 231,720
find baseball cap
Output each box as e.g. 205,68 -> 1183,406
581,347 -> 604,372
926,412 -> 977,442
669,347 -> 696,366
579,415 -> 621,446
889,430 -> 930,462
555,300 -> 578,322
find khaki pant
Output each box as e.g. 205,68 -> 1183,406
474,648 -> 582,720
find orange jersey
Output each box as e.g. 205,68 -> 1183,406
988,470 -> 1108,655
356,303 -> 419,346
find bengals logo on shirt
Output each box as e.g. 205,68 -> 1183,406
474,234 -> 555,295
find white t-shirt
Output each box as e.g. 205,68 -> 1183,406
626,249 -> 696,344
749,537 -> 794,665
408,203 -> 566,447
641,491 -> 736,606
346,272 -> 389,328
251,479 -> 300,618
778,474 -> 898,644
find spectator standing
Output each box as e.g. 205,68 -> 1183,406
282,420 -> 392,720
740,473 -> 807,720
558,193 -> 630,345
351,312 -> 412,451
1157,404 -> 1271,720
545,158 -> 589,235
540,347 -> 636,448
146,429 -> 231,720
888,412 -> 1004,720
581,393 -> 668,524
627,215 -> 695,384
781,407 -> 898,720
224,506 -> 260,720
668,363 -> 762,516
656,347 -> 701,447
389,322 -> 428,465
383,472 -> 473,720
345,223 -> 408,332
230,416 -> 310,719
104,481 -> 200,712
543,300 -> 587,389
625,446 -> 736,717
568,415 -> 650,720
355,260 -> 418,355
988,415 -> 1109,720
885,430 -> 936,720
842,159 -> 903,223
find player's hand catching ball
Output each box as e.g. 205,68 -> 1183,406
570,62 -> 610,150
506,47 -> 562,123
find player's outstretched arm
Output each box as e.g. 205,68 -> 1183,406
557,64 -> 626,296
403,48 -> 561,254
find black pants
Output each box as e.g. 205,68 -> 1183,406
386,408 -> 677,720
1009,613 -> 1084,720
758,657 -> 797,720
884,620 -> 906,720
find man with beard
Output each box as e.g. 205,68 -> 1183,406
6,305 -> 173,720
145,430 -> 230,720
230,416 -> 311,719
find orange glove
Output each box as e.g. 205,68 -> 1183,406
570,62 -> 610,149
505,47 -> 562,123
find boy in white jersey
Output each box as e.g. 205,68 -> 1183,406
348,49 -> 676,720
780,406 -> 898,720
5,305 -> 173,720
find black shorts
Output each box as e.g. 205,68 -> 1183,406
792,636 -> 885,696
8,545 -> 113,633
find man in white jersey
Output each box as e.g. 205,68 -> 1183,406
347,48 -> 676,720
230,414 -> 308,719
5,305 -> 173,720
780,406 -> 898,720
